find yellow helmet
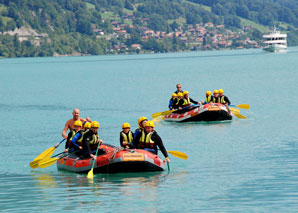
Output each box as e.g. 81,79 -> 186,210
183,91 -> 189,95
219,89 -> 224,94
213,90 -> 219,94
145,121 -> 155,128
172,93 -> 177,97
91,121 -> 100,128
122,122 -> 131,129
138,116 -> 148,125
177,92 -> 183,97
83,122 -> 91,129
73,120 -> 82,127
206,91 -> 212,96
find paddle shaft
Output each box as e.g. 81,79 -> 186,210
91,142 -> 101,170
55,138 -> 66,148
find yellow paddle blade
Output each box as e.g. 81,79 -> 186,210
33,146 -> 55,162
236,104 -> 250,109
161,110 -> 174,116
39,157 -> 60,169
152,112 -> 163,118
29,160 -> 41,169
233,113 -> 247,119
230,107 -> 240,114
167,150 -> 188,160
87,168 -> 94,179
152,109 -> 174,118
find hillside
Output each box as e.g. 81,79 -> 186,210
0,0 -> 297,57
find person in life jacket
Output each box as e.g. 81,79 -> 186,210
134,121 -> 170,163
174,83 -> 183,94
69,122 -> 92,153
218,89 -> 231,105
65,120 -> 82,152
120,122 -> 134,149
134,116 -> 148,139
169,93 -> 178,109
82,121 -> 104,160
180,91 -> 199,107
212,90 -> 220,103
176,92 -> 185,109
201,91 -> 213,105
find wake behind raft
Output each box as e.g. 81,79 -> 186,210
57,144 -> 166,173
164,103 -> 232,122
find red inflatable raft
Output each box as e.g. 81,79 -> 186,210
164,103 -> 232,122
57,144 -> 166,173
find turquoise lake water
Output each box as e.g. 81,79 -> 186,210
1,48 -> 298,212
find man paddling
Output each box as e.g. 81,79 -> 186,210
134,121 -> 170,163
218,89 -> 231,105
62,108 -> 91,139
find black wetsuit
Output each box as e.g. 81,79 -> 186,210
174,90 -> 183,94
134,131 -> 169,158
177,97 -> 198,108
65,129 -> 76,150
220,95 -> 231,105
169,98 -> 179,109
81,130 -> 105,157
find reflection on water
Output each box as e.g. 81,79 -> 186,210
0,171 -> 171,211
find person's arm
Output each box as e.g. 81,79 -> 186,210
168,99 -> 173,109
65,132 -> 72,150
62,120 -> 70,139
152,133 -> 168,158
120,132 -> 124,147
225,96 -> 231,105
189,97 -> 199,105
72,132 -> 82,148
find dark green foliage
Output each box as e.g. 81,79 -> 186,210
195,0 -> 298,27
0,0 -> 297,58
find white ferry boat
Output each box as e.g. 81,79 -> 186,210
263,27 -> 287,52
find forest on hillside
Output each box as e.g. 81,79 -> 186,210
0,0 -> 297,57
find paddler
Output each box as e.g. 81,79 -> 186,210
120,123 -> 134,149
212,90 -> 220,103
176,92 -> 184,109
68,122 -> 92,153
201,91 -> 213,105
62,108 -> 91,139
65,120 -> 82,152
169,93 -> 178,109
174,83 -> 183,94
134,116 -> 148,139
180,91 -> 199,107
81,121 -> 104,160
218,89 -> 231,105
134,121 -> 170,163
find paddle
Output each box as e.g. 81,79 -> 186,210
29,139 -> 66,169
230,107 -> 240,114
230,104 -> 250,109
87,142 -> 101,179
152,105 -> 198,119
30,151 -> 66,169
167,150 -> 188,160
152,109 -> 174,118
233,112 -> 247,119
39,157 -> 62,169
